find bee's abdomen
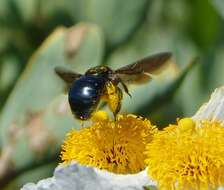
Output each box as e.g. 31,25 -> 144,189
68,75 -> 106,120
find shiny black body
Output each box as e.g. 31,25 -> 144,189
68,75 -> 106,120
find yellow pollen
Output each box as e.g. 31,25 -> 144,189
102,82 -> 122,116
91,110 -> 109,122
145,118 -> 224,190
178,118 -> 195,132
61,111 -> 157,174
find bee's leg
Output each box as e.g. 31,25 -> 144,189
112,86 -> 123,118
107,86 -> 123,150
104,82 -> 123,120
113,112 -> 118,121
80,120 -> 85,129
119,79 -> 131,98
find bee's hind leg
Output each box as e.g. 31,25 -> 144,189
119,79 -> 131,98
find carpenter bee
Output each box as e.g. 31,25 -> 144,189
55,52 -> 172,120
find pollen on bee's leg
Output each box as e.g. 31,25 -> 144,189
91,110 -> 108,122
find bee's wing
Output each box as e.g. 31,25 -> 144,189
55,67 -> 82,85
115,52 -> 172,84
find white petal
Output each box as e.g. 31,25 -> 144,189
21,162 -> 156,190
193,86 -> 224,123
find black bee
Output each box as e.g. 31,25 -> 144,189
55,52 -> 172,120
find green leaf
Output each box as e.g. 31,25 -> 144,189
209,47 -> 224,89
0,23 -> 104,188
0,55 -> 20,111
70,0 -> 149,46
1,0 -> 149,47
211,0 -> 224,18
189,0 -> 220,49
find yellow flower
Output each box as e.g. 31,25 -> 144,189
61,111 -> 157,174
145,118 -> 224,190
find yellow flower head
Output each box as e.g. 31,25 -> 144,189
145,118 -> 224,190
61,111 -> 157,174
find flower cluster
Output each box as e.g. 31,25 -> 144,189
23,87 -> 224,190
61,111 -> 224,190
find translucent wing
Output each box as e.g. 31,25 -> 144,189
55,66 -> 82,85
115,52 -> 172,74
115,52 -> 172,84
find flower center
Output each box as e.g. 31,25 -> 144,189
61,111 -> 157,174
